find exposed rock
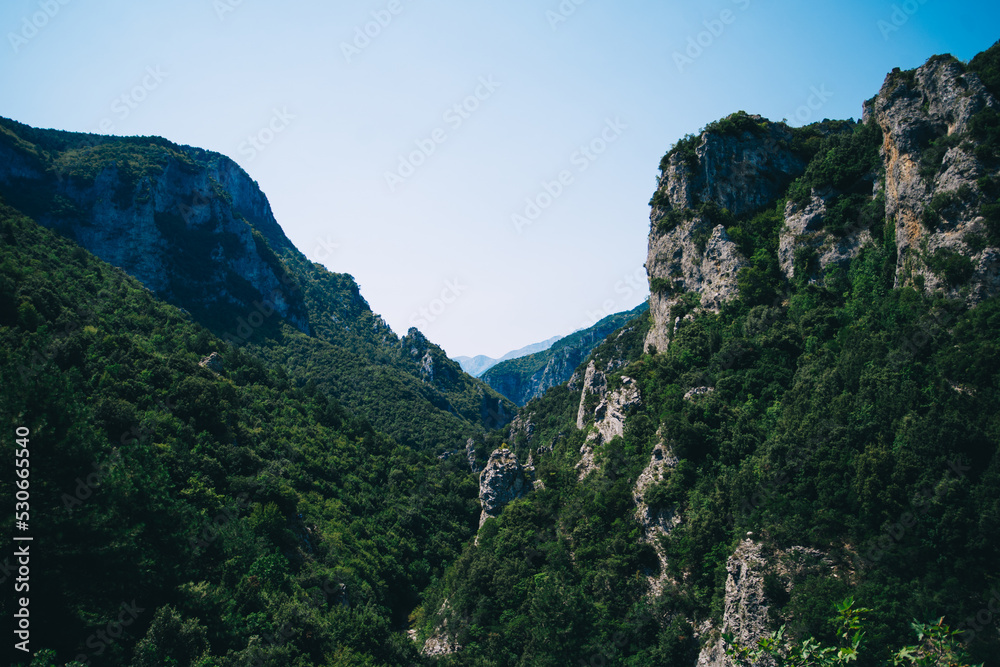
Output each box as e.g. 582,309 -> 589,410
421,600 -> 462,657
645,117 -> 808,352
683,386 -> 715,401
778,192 -> 874,283
507,413 -> 535,447
465,438 -> 479,473
576,376 -> 641,479
659,117 -> 807,218
697,540 -> 773,667
696,540 -> 838,666
478,448 -> 529,528
646,222 -> 746,353
591,377 -> 641,444
866,56 -> 1000,304
633,440 -> 680,596
422,634 -> 461,657
0,139 -> 312,336
198,352 -> 224,374
575,361 -> 607,430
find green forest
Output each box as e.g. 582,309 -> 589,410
0,41 -> 998,667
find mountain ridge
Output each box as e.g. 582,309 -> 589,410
0,116 -> 517,450
453,335 -> 562,377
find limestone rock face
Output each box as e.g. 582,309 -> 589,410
633,440 -> 680,596
576,376 -> 641,479
645,117 -> 807,352
866,56 -> 1000,304
0,138 -> 311,335
778,192 -> 874,283
478,449 -> 528,528
575,361 -> 607,430
696,540 -> 772,667
659,118 -> 807,218
696,540 -> 838,666
198,352 -> 224,373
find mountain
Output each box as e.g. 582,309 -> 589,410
479,303 -> 649,406
454,336 -> 562,377
1,41 -> 998,667
0,199 -> 483,665
414,45 -> 1000,666
0,118 -> 516,451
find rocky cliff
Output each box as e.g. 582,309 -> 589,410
478,448 -> 529,528
0,124 -> 309,334
644,114 -> 807,352
0,117 -> 517,449
865,55 -> 1000,302
645,52 -> 1000,351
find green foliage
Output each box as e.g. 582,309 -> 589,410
725,598 -> 982,667
704,110 -> 770,138
0,203 -> 480,665
919,132 -> 963,181
787,122 -> 883,206
968,39 -> 1000,100
0,115 -> 515,453
481,303 -> 649,406
924,247 -> 975,286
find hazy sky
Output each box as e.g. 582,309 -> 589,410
1,1 -> 997,358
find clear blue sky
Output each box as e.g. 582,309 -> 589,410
1,0 -> 997,358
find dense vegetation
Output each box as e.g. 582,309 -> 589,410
2,42 -> 998,667
417,49 -> 1000,666
0,202 -> 482,665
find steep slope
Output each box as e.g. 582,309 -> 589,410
645,48 -> 1000,353
417,45 -> 1000,667
0,201 -> 481,664
0,118 -> 515,450
480,302 -> 648,406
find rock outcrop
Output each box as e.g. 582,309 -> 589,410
696,540 -> 839,667
576,376 -> 641,478
633,440 -> 680,595
645,116 -> 808,352
0,132 -> 312,335
478,449 -> 529,528
575,361 -> 607,430
865,55 -> 1000,304
777,191 -> 875,283
198,352 -> 224,373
